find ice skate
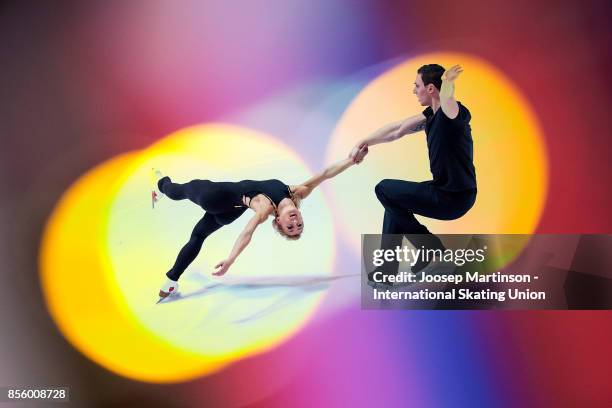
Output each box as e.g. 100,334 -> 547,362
366,270 -> 397,289
150,168 -> 165,209
157,278 -> 179,303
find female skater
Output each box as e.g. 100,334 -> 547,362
154,148 -> 367,301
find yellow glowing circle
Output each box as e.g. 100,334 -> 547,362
326,53 -> 548,250
40,124 -> 335,382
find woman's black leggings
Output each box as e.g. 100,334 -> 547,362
158,177 -> 244,281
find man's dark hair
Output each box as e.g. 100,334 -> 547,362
417,64 -> 445,91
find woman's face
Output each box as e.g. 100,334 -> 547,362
278,208 -> 304,236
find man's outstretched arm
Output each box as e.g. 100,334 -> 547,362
440,64 -> 463,119
349,113 -> 426,162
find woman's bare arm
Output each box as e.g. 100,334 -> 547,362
291,157 -> 355,200
213,212 -> 267,276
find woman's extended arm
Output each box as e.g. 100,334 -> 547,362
213,212 -> 267,276
291,157 -> 355,200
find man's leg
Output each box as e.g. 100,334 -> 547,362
375,179 -> 475,222
375,179 -> 448,271
375,179 -> 442,228
376,210 -> 404,277
166,213 -> 223,281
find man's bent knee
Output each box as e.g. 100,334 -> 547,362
375,179 -> 394,203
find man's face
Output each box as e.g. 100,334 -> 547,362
413,74 -> 433,106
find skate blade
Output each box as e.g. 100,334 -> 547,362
156,288 -> 176,304
366,280 -> 395,290
151,191 -> 159,209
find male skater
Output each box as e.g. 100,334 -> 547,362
350,64 -> 477,283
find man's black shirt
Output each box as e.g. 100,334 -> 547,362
422,101 -> 477,192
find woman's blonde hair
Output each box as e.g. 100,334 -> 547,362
272,196 -> 302,240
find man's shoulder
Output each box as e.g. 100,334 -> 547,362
457,101 -> 472,121
422,106 -> 434,118
457,100 -> 471,111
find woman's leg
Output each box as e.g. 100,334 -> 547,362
158,177 -> 238,213
158,176 -> 202,203
166,213 -> 223,281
